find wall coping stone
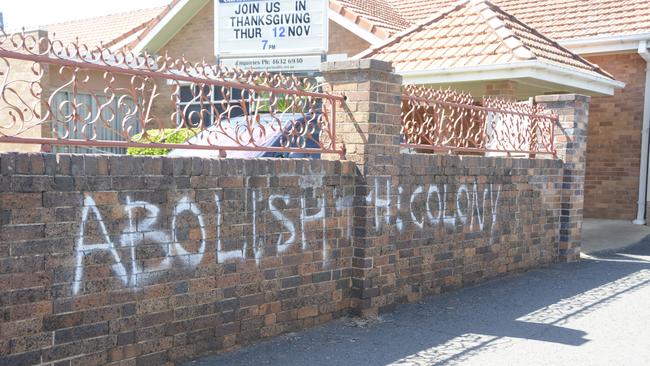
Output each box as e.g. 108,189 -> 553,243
320,59 -> 394,72
534,94 -> 591,103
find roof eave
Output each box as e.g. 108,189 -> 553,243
328,9 -> 385,46
329,0 -> 393,40
560,33 -> 650,55
133,0 -> 209,54
398,60 -> 625,96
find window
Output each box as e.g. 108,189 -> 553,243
177,85 -> 246,127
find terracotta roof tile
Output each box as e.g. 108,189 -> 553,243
494,0 -> 650,40
330,0 -> 412,37
359,0 -> 613,79
338,0 -> 650,40
45,5 -> 169,50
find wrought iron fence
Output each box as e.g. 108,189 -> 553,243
0,31 -> 344,157
401,85 -> 557,157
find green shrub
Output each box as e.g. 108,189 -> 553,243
256,92 -> 293,113
127,128 -> 198,156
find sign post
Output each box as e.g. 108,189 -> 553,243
215,0 -> 328,72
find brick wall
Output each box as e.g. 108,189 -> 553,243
0,154 -> 356,365
328,20 -> 371,57
362,154 -> 563,313
0,151 -> 564,365
484,80 -> 519,100
536,94 -> 591,262
583,53 -> 646,219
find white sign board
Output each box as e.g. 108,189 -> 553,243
215,0 -> 328,71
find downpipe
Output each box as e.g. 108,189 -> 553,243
634,40 -> 650,225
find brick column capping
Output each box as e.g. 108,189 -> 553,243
321,59 -> 403,316
535,94 -> 591,262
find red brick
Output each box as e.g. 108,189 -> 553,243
297,305 -> 318,319
583,53 -> 645,219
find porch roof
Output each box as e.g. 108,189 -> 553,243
357,0 -> 623,96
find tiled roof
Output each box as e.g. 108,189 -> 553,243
330,0 -> 411,38
494,0 -> 650,41
45,6 -> 169,50
336,0 -> 650,40
386,0 -> 454,24
359,0 -> 613,79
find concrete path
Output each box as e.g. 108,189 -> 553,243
582,218 -> 650,254
185,241 -> 650,366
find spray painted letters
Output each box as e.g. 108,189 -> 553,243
73,179 -> 502,294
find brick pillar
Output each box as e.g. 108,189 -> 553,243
485,80 -> 519,100
535,94 -> 591,262
320,60 -> 402,172
321,59 -> 402,316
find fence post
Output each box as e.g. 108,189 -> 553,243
321,59 -> 403,316
320,60 -> 402,171
535,94 -> 591,262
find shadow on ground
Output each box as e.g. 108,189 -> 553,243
185,243 -> 650,366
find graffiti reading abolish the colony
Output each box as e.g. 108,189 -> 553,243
72,178 -> 501,295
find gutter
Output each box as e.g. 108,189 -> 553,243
561,33 -> 650,55
634,40 -> 650,224
562,33 -> 650,46
398,61 -> 625,96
